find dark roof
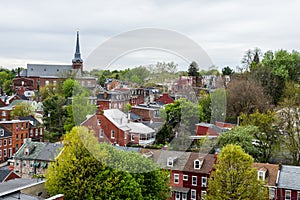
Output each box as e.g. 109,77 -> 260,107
253,163 -> 279,186
14,141 -> 63,162
130,112 -> 143,121
278,165 -> 300,190
0,178 -> 44,197
25,64 -> 74,77
18,116 -> 42,127
0,169 -> 11,183
156,150 -> 191,171
183,153 -> 216,174
0,125 -> 12,138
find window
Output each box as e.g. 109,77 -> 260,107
183,174 -> 188,181
194,159 -> 201,169
202,177 -> 207,187
4,149 -> 7,157
100,130 -> 104,138
8,148 -> 12,157
8,138 -> 11,145
97,119 -> 101,125
269,187 -> 275,199
53,80 -> 57,85
201,191 -> 207,200
16,160 -> 20,166
45,80 -> 49,85
258,170 -> 265,181
16,144 -> 18,151
0,150 -> 2,158
40,128 -> 43,135
182,193 -> 187,200
1,111 -> 6,116
191,189 -> 196,200
23,160 -> 26,166
167,157 -> 173,167
124,132 -> 127,140
3,139 -> 7,146
174,174 -> 179,184
131,134 -> 135,141
175,192 -> 180,200
35,129 -> 38,136
0,140 -> 2,147
30,130 -> 33,137
285,190 -> 291,200
0,129 -> 4,136
30,161 -> 34,168
111,130 -> 115,139
192,176 -> 197,186
297,191 -> 300,200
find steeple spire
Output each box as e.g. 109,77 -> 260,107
72,31 -> 83,63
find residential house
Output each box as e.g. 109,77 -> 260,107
253,163 -> 280,200
0,168 -> 20,182
81,109 -> 156,146
130,103 -> 163,123
0,125 -> 13,161
0,120 -> 31,154
156,93 -> 174,105
13,140 -> 63,178
277,165 -> 300,200
97,90 -> 131,111
18,116 -> 44,142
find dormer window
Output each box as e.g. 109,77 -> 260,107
97,119 -> 101,125
167,157 -> 173,167
0,129 -> 4,136
194,159 -> 203,169
258,170 -> 265,181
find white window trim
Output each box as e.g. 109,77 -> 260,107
111,130 -> 115,139
258,170 -> 265,181
183,174 -> 188,181
297,191 -> 300,200
174,173 -> 179,184
131,134 -> 135,141
194,159 -> 200,169
202,177 -> 207,187
285,190 -> 291,200
175,191 -> 180,200
167,157 -> 173,167
192,176 -> 197,186
100,130 -> 104,138
182,193 -> 187,200
191,189 -> 197,200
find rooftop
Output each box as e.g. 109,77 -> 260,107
278,165 -> 300,190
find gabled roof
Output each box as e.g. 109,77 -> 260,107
127,122 -> 155,134
19,116 -> 42,127
278,165 -> 300,190
0,169 -> 11,183
25,64 -> 74,77
183,153 -> 216,174
156,150 -> 191,171
14,141 -> 63,162
253,163 -> 279,186
0,125 -> 12,138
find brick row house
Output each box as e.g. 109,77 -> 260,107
0,125 -> 13,161
0,119 -> 44,156
81,109 -> 156,146
97,90 -> 131,112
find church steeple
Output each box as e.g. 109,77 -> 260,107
72,31 -> 83,64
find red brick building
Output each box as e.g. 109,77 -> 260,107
81,109 -> 156,146
156,93 -> 174,105
97,90 -> 131,112
130,104 -> 163,123
0,125 -> 13,161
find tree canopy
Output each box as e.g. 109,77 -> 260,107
207,144 -> 267,200
46,126 -> 170,200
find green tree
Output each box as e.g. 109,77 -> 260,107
207,144 -> 267,200
198,91 -> 211,123
240,110 -> 280,162
241,48 -> 262,72
222,66 -> 234,76
11,102 -> 34,118
187,61 -> 199,77
46,126 -> 170,200
217,126 -> 259,159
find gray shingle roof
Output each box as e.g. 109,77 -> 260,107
0,169 -> 10,183
0,125 -> 12,138
14,141 -> 63,162
26,64 -> 73,77
278,165 -> 300,190
156,150 -> 191,171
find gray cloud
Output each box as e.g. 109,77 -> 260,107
0,0 -> 299,70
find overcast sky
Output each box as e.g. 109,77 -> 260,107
1,0 -> 300,72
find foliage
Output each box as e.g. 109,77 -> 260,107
11,102 -> 34,118
121,66 -> 150,85
210,88 -> 227,123
46,126 -> 170,200
241,48 -> 262,72
0,68 -> 17,95
198,91 -> 211,123
187,61 -> 199,77
240,110 -> 280,162
217,126 -> 260,159
42,95 -> 67,135
222,66 -> 234,76
226,77 -> 271,123
207,144 -> 267,200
